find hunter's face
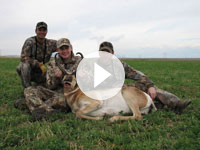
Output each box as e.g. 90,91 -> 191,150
99,50 -> 113,65
58,45 -> 72,59
36,27 -> 47,39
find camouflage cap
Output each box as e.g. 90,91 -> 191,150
99,41 -> 114,53
36,21 -> 47,29
57,38 -> 71,49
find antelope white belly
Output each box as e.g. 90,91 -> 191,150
89,92 -> 131,117
140,93 -> 154,114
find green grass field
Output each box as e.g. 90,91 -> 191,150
0,58 -> 199,150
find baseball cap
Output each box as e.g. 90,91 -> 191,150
57,38 -> 71,49
99,41 -> 114,52
36,21 -> 48,29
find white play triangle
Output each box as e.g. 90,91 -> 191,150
94,63 -> 111,88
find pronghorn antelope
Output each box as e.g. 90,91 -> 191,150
62,74 -> 157,122
55,52 -> 156,122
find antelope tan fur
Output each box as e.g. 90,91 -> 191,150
63,75 -> 157,122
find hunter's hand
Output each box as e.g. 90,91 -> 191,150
148,87 -> 157,100
39,62 -> 46,76
56,69 -> 62,78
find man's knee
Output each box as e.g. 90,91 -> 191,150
16,64 -> 21,75
17,63 -> 32,88
21,63 -> 31,72
17,63 -> 31,76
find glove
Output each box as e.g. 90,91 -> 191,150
39,62 -> 46,76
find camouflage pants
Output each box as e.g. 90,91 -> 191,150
16,62 -> 46,88
24,86 -> 70,117
133,82 -> 181,109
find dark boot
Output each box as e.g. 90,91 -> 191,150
174,100 -> 191,112
14,98 -> 27,110
156,89 -> 191,112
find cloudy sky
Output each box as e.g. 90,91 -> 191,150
0,0 -> 200,58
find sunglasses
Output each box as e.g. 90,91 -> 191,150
100,49 -> 111,53
38,27 -> 47,31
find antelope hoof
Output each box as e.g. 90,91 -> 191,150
108,116 -> 119,123
96,116 -> 103,120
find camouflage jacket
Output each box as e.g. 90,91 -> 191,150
122,61 -> 154,92
20,36 -> 57,66
46,54 -> 82,90
97,60 -> 154,91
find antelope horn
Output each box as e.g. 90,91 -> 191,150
76,52 -> 84,59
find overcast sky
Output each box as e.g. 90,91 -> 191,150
0,0 -> 200,58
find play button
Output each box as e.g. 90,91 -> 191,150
94,63 -> 111,88
76,51 -> 125,100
